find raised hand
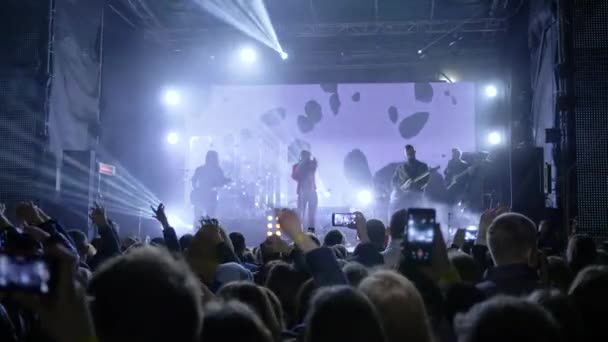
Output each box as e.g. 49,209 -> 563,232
476,206 -> 509,246
151,203 -> 170,228
353,211 -> 370,243
12,244 -> 95,342
16,201 -> 45,226
89,202 -> 109,228
265,235 -> 290,254
0,202 -> 11,229
277,209 -> 302,240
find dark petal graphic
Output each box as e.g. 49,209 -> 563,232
388,106 -> 399,124
329,93 -> 341,115
305,100 -> 323,123
444,90 -> 450,96
260,107 -> 286,126
297,115 -> 314,134
414,83 -> 434,103
320,83 -> 338,94
398,111 -> 430,139
451,96 -> 458,105
352,92 -> 361,102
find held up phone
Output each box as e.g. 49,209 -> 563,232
332,213 -> 357,228
0,253 -> 55,295
404,208 -> 436,263
465,225 -> 478,241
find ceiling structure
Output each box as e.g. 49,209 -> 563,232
106,0 -> 521,72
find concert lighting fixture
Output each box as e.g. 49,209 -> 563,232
488,131 -> 502,145
239,46 -> 257,64
166,132 -> 179,145
280,51 -> 288,60
485,85 -> 498,98
162,88 -> 181,107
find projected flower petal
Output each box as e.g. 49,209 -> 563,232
414,83 -> 434,103
398,112 -> 430,139
329,94 -> 341,115
320,83 -> 338,94
297,115 -> 314,134
305,100 -> 323,124
352,92 -> 361,102
388,106 -> 399,124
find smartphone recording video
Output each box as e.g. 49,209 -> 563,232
405,208 -> 436,263
332,213 -> 357,228
0,254 -> 53,294
465,225 -> 478,241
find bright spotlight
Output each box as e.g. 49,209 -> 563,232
485,85 -> 498,98
280,51 -> 288,60
488,131 -> 502,145
357,189 -> 373,206
162,88 -> 181,106
167,132 -> 179,145
239,46 -> 257,64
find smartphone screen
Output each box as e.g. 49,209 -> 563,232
0,254 -> 52,294
405,208 -> 436,263
332,213 -> 357,227
465,225 -> 478,241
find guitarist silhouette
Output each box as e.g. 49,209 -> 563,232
389,145 -> 432,216
191,150 -> 230,219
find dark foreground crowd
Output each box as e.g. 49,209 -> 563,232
0,201 -> 607,342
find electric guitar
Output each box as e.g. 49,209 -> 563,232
398,166 -> 440,192
446,165 -> 476,190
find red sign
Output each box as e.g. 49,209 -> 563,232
98,162 -> 116,176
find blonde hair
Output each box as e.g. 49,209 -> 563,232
359,270 -> 432,342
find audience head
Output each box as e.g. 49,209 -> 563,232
454,296 -> 562,342
452,147 -> 462,159
67,229 -> 89,257
332,244 -> 348,259
444,283 -> 486,324
528,289 -> 584,342
449,250 -> 483,284
179,233 -> 194,251
388,209 -> 407,240
323,229 -> 345,247
300,150 -> 312,161
295,278 -> 318,325
305,286 -> 386,342
265,262 -> 308,327
366,219 -> 387,251
217,281 -> 281,341
343,262 -> 369,287
89,246 -> 203,342
566,234 -> 597,275
229,232 -> 246,253
487,213 -> 537,266
546,256 -> 573,292
568,265 -> 608,341
359,270 -> 432,342
201,301 -> 272,342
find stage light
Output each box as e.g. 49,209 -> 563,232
162,88 -> 181,107
267,215 -> 273,221
239,46 -> 257,64
167,132 -> 179,145
276,231 -> 281,237
488,131 -> 502,145
485,85 -> 498,98
280,51 -> 288,60
267,223 -> 273,229
357,189 -> 373,206
267,231 -> 273,237
276,224 -> 280,229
